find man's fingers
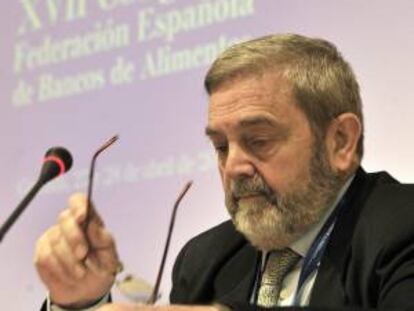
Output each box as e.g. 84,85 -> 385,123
36,224 -> 117,285
88,221 -> 115,249
34,227 -> 78,287
34,193 -> 119,307
48,226 -> 86,282
46,193 -> 118,276
68,193 -> 104,226
53,234 -> 87,280
68,193 -> 88,224
67,193 -> 108,248
65,193 -> 120,276
59,208 -> 89,260
86,227 -> 120,274
66,193 -> 108,250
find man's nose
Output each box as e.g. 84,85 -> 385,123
223,144 -> 255,180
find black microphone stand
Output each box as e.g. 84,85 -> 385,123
0,180 -> 44,242
0,146 -> 72,243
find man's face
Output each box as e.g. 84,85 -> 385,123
206,73 -> 343,251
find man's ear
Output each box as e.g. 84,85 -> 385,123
325,112 -> 362,173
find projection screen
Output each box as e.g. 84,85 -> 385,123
0,1 -> 413,309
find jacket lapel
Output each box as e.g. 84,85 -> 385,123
310,168 -> 385,306
214,243 -> 259,304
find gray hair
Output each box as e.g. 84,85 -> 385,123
205,33 -> 364,157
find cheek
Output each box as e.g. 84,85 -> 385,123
258,153 -> 312,194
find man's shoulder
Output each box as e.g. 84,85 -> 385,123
352,168 -> 409,208
172,219 -> 252,277
361,169 -> 413,218
357,178 -> 414,232
352,169 -> 414,250
179,220 -> 246,257
170,220 -> 254,303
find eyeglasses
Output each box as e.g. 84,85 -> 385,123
84,135 -> 193,304
147,180 -> 192,304
83,135 -> 119,233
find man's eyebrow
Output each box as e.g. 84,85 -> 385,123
205,127 -> 221,137
205,117 -> 286,138
238,116 -> 284,129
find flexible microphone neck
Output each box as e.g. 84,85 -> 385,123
0,147 -> 73,243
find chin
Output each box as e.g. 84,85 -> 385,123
232,205 -> 302,251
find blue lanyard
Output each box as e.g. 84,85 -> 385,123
292,197 -> 347,305
251,197 -> 348,306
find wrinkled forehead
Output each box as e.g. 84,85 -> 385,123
207,73 -> 296,124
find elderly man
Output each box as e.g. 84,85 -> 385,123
35,34 -> 414,310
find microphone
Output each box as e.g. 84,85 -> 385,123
38,147 -> 73,184
0,147 -> 73,243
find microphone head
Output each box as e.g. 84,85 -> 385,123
38,147 -> 73,184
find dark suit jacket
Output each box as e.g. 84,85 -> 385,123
170,168 -> 414,310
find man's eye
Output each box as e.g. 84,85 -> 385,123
213,143 -> 228,154
247,139 -> 269,150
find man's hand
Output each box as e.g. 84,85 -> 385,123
34,193 -> 120,308
96,304 -> 219,311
